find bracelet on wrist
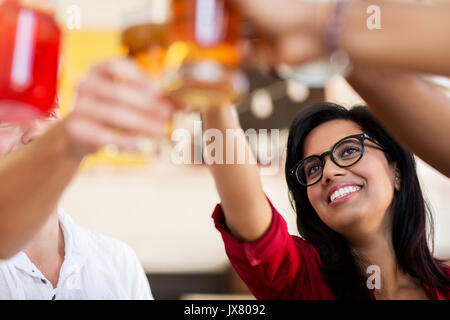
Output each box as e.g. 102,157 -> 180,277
322,0 -> 354,76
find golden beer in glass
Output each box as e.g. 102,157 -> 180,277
163,0 -> 248,111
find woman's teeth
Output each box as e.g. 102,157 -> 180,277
330,186 -> 361,203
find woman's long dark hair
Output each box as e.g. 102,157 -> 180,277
285,102 -> 450,299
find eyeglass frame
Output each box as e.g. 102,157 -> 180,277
289,133 -> 386,187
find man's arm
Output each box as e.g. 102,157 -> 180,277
0,58 -> 173,259
347,67 -> 450,178
0,121 -> 82,259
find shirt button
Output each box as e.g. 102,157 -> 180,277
41,279 -> 47,284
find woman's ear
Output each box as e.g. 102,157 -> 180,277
394,166 -> 401,191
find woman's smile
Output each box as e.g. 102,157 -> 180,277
328,185 -> 363,206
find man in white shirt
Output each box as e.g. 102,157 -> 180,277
0,59 -> 174,299
0,210 -> 152,299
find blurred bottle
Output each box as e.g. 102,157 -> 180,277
0,0 -> 61,123
163,0 -> 248,111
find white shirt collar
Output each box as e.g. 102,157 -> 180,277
57,208 -> 87,269
8,209 -> 87,278
0,208 -> 153,299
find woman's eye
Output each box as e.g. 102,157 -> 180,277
308,165 -> 321,175
341,147 -> 360,157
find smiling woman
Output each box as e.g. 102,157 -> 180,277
204,102 -> 450,300
285,104 -> 450,299
299,119 -> 398,237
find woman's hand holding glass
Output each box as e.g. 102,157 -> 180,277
231,0 -> 328,66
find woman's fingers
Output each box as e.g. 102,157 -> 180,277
231,0 -> 311,34
233,0 -> 324,67
276,33 -> 326,65
239,38 -> 277,71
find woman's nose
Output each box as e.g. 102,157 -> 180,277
321,158 -> 346,184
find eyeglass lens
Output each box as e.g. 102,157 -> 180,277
297,137 -> 363,185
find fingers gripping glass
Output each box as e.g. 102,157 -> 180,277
290,133 -> 385,187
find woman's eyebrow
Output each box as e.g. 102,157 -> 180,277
303,134 -> 362,159
304,143 -> 333,159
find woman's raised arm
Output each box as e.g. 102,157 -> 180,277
202,106 -> 272,241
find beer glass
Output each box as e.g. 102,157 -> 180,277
121,1 -> 171,80
162,0 -> 248,111
121,1 -> 174,156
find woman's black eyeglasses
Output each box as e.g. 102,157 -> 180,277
289,133 -> 385,187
